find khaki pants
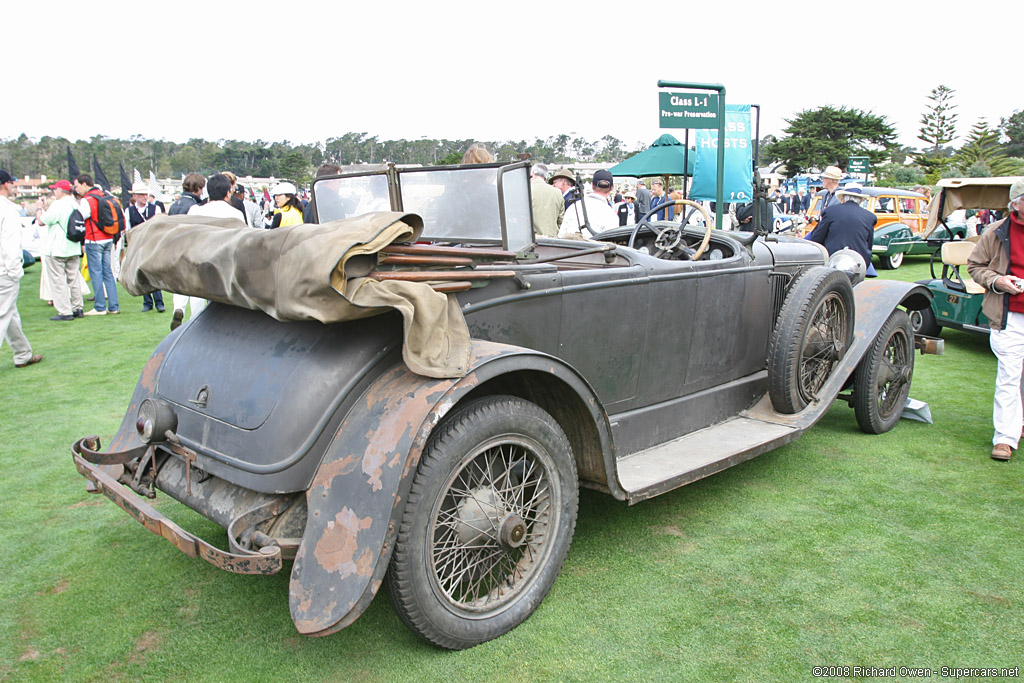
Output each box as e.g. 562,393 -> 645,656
0,274 -> 33,365
45,254 -> 83,316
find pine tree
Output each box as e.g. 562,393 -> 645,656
918,85 -> 958,153
954,120 -> 1016,176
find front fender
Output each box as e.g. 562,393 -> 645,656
873,224 -> 914,255
289,339 -> 613,637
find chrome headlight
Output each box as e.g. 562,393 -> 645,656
828,248 -> 866,286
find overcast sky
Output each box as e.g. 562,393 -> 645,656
8,1 -> 1015,156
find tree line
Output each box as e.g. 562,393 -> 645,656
0,133 -> 637,186
761,86 -> 1024,186
4,87 -> 1021,190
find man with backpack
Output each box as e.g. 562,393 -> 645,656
40,180 -> 84,321
73,173 -> 121,315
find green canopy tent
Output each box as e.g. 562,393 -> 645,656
607,134 -> 695,190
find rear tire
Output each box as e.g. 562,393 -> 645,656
384,395 -> 578,649
769,267 -> 855,414
853,309 -> 914,434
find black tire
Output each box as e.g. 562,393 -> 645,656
909,306 -> 941,337
384,395 -> 578,649
877,251 -> 904,270
853,309 -> 914,434
769,267 -> 855,414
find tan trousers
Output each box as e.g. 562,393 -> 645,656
45,255 -> 83,316
0,275 -> 33,365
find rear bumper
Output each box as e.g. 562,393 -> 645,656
72,436 -> 283,575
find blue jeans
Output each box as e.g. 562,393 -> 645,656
84,240 -> 119,312
143,290 -> 164,310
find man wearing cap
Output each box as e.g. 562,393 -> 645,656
967,179 -> 1024,461
529,164 -> 564,238
549,169 -> 578,210
40,179 -> 84,321
0,169 -> 42,368
125,180 -> 165,312
814,166 -> 844,217
559,169 -> 618,238
806,184 -> 877,275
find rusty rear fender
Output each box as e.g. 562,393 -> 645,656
289,339 -> 615,637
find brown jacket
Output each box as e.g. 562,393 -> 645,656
967,217 -> 1012,330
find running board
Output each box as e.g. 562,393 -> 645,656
613,279 -> 932,505
617,396 -> 802,504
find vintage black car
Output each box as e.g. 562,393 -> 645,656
73,162 -> 939,649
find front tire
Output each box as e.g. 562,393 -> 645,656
384,395 -> 578,649
853,309 -> 914,434
769,267 -> 855,414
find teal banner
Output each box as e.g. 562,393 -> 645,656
688,104 -> 753,202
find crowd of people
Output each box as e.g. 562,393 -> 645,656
0,167 -> 332,369
527,162 -> 857,241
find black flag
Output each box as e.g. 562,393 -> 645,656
119,163 -> 132,207
92,154 -> 111,192
67,145 -> 80,180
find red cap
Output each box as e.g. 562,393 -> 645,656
48,180 -> 72,191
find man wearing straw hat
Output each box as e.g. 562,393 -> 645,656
125,180 -> 165,312
814,165 -> 844,215
807,183 -> 877,277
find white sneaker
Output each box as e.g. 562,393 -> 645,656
84,309 -> 107,316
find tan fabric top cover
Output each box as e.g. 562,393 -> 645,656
119,212 -> 471,379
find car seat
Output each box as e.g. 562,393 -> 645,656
940,241 -> 984,294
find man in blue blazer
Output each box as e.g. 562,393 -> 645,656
807,184 -> 878,276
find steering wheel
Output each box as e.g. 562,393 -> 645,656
627,199 -> 713,260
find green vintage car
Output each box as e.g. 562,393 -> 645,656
806,187 -> 965,270
866,187 -> 967,270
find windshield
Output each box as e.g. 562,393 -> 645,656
399,167 -> 500,241
312,162 -> 535,253
312,174 -> 391,222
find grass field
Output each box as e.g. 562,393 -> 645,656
1,255 -> 1021,682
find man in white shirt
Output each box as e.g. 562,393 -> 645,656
187,174 -> 245,222
0,169 -> 42,367
171,174 -> 244,331
559,169 -> 619,238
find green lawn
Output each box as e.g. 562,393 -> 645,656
1,255 -> 1021,682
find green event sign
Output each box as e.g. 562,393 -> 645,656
848,156 -> 870,173
659,92 -> 720,129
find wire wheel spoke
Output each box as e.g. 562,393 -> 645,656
799,295 -> 847,400
430,439 -> 554,611
876,333 -> 909,415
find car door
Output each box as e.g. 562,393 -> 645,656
898,196 -> 925,234
556,262 -> 650,410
